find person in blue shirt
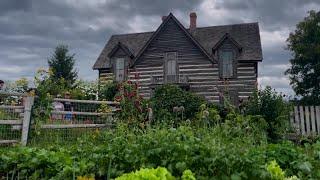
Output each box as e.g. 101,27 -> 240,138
62,92 -> 73,121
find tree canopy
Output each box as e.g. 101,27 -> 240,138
285,10 -> 320,104
48,45 -> 78,88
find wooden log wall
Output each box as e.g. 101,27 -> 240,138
99,18 -> 257,103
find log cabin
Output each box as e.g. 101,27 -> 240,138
93,12 -> 263,105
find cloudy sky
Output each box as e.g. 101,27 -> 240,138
1,0 -> 319,96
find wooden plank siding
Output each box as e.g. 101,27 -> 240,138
99,18 -> 257,103
291,106 -> 320,135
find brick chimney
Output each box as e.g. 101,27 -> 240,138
189,12 -> 197,31
162,16 -> 167,22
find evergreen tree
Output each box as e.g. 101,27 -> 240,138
48,45 -> 78,88
285,10 -> 320,104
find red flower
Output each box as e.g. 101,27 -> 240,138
115,95 -> 122,102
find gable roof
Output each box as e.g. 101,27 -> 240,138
212,33 -> 242,52
93,17 -> 262,70
131,13 -> 214,66
108,42 -> 134,58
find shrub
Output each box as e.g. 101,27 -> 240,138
115,81 -> 148,126
244,86 -> 292,141
151,85 -> 205,123
99,81 -> 118,101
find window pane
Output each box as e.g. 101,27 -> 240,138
220,51 -> 233,78
115,58 -> 125,81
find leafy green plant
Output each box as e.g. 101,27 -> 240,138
195,104 -> 221,127
266,160 -> 299,180
99,80 -> 118,101
151,85 -> 205,124
115,81 -> 148,127
2,126 -> 320,179
181,169 -> 196,180
244,86 -> 292,141
116,167 -> 175,180
267,160 -> 286,180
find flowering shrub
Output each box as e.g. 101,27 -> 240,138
115,81 -> 147,126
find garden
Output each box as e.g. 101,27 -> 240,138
1,76 -> 320,179
1,12 -> 320,179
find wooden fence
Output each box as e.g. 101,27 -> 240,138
290,106 -> 320,135
0,92 -> 119,146
0,92 -> 34,146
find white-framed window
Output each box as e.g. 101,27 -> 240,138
115,58 -> 125,82
165,52 -> 178,83
220,50 -> 234,78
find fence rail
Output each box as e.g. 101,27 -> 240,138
290,106 -> 320,135
0,91 -> 120,146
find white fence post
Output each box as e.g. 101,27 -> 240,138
316,106 -> 320,133
291,106 -> 320,135
21,96 -> 34,146
299,106 -> 305,135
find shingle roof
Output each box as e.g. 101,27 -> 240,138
93,22 -> 262,70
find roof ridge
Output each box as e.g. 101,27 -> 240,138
112,31 -> 154,37
193,22 -> 258,29
110,22 -> 258,37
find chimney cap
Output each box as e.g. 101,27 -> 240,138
162,16 -> 167,21
190,12 -> 197,17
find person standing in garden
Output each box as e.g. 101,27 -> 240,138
51,94 -> 64,120
62,92 -> 74,121
0,80 -> 4,105
0,80 -> 4,91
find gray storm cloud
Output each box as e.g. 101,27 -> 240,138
0,0 -> 319,96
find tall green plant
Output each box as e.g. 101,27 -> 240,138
115,81 -> 147,126
151,85 -> 205,123
244,86 -> 292,141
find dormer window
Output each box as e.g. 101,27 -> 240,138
115,58 -> 125,82
219,50 -> 234,78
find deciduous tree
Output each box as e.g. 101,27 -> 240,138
285,10 -> 320,104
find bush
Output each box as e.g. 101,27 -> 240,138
151,85 -> 205,123
115,81 -> 148,126
244,86 -> 292,141
99,81 -> 118,101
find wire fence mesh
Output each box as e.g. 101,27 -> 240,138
0,90 -> 120,147
0,92 -> 26,146
28,98 -> 120,146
